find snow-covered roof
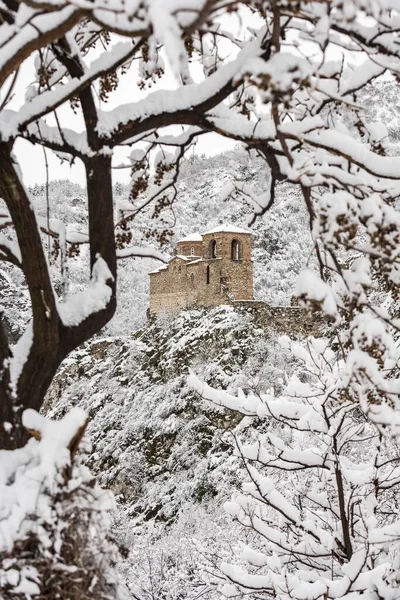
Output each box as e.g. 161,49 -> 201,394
149,265 -> 168,274
178,224 -> 251,242
202,223 -> 252,235
150,254 -> 197,274
173,254 -> 193,261
177,233 -> 203,243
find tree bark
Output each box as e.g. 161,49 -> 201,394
64,154 -> 117,353
0,142 -> 61,447
0,145 -> 116,449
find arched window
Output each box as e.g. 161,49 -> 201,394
209,240 -> 217,259
190,246 -> 195,256
231,239 -> 241,260
190,273 -> 195,287
206,265 -> 210,284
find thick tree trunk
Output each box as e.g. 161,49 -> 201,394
64,154 -> 117,352
0,145 -> 116,450
0,142 -> 60,448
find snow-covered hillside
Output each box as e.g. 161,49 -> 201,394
44,305 -> 306,596
45,306 -> 300,516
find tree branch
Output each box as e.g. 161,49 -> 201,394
0,6 -> 83,88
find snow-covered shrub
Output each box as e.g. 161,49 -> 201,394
115,503 -> 245,600
190,338 -> 400,600
0,409 -> 123,599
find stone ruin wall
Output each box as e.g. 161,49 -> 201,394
219,259 -> 253,301
149,230 -> 324,337
149,258 -> 253,314
232,301 -> 326,338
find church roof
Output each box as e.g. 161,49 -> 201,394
148,265 -> 168,274
178,224 -> 251,242
177,233 -> 203,242
202,223 -> 251,235
173,254 -> 193,261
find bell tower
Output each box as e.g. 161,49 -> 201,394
201,224 -> 253,302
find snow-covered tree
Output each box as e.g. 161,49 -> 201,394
2,1 -> 397,595
0,408 -> 123,598
189,334 -> 400,600
0,0 -> 264,448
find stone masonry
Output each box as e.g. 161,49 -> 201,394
149,224 -> 254,315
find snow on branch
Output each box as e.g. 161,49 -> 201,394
96,35 -> 263,141
23,119 -> 90,158
296,270 -> 338,318
0,6 -> 81,88
9,321 -> 33,394
297,129 -> 400,179
1,41 -> 140,140
187,368 -> 328,433
57,254 -> 113,327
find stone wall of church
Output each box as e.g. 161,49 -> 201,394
176,240 -> 203,257
149,231 -> 254,315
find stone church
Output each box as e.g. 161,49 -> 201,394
149,224 -> 253,315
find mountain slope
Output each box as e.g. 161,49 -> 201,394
45,306 -> 298,520
44,304 -> 311,596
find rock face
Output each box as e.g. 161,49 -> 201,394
149,226 -> 254,315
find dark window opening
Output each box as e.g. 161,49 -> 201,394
206,265 -> 210,284
209,240 -> 217,258
231,239 -> 241,260
190,273 -> 195,287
